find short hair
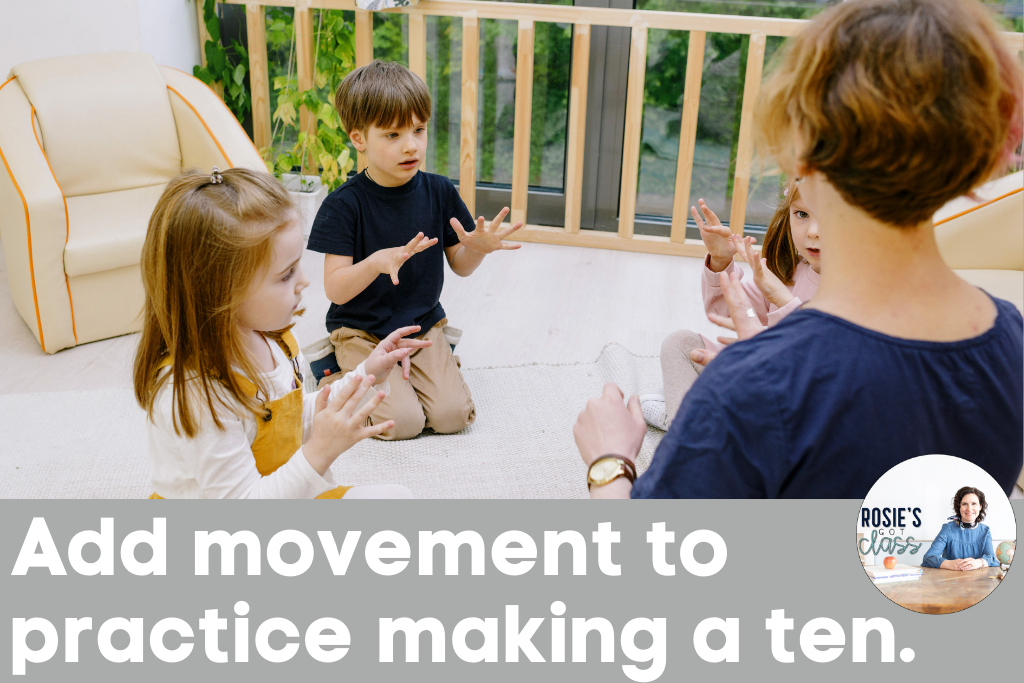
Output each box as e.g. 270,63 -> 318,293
334,60 -> 431,133
755,0 -> 1023,227
952,486 -> 988,524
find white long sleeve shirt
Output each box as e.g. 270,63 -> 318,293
147,337 -> 386,499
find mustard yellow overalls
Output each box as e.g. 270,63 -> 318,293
150,330 -> 351,499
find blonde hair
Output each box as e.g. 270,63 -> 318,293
755,0 -> 1023,227
133,168 -> 297,438
761,180 -> 801,285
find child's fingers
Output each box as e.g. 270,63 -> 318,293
361,419 -> 395,440
716,336 -> 737,346
414,237 -> 439,253
314,385 -> 331,415
699,199 -> 721,225
500,243 -> 523,250
691,347 -> 717,367
404,232 -> 426,251
339,376 -> 373,419
395,338 -> 432,349
743,239 -> 761,274
707,312 -> 737,331
328,374 -> 364,411
690,205 -> 706,230
450,217 -> 470,239
497,221 -> 524,239
490,207 -> 511,231
352,389 -> 387,424
401,353 -> 411,380
380,325 -> 420,347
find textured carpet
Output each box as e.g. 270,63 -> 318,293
0,344 -> 664,499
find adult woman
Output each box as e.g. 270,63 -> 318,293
575,0 -> 1023,499
921,487 -> 999,570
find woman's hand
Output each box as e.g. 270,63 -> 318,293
940,558 -> 986,571
693,199 -> 750,272
738,235 -> 795,309
304,374 -> 392,475
691,270 -> 768,368
364,325 -> 433,382
574,383 -> 646,468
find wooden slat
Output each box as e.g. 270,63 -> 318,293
508,224 -> 709,258
222,0 -> 811,38
354,10 -> 374,172
563,23 -> 590,234
617,25 -> 647,240
409,14 -> 428,171
295,6 -> 317,173
510,19 -> 535,226
459,16 -> 479,216
246,4 -> 271,152
727,33 -> 766,235
670,30 -> 705,243
196,0 -> 210,68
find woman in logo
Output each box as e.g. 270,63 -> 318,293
921,487 -> 999,570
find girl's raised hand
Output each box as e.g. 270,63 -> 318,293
305,374 -> 393,475
693,199 -> 743,270
364,325 -> 434,382
692,270 -> 768,368
450,207 -> 524,254
738,235 -> 795,309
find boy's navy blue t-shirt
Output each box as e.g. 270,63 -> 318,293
632,296 -> 1023,499
306,171 -> 471,338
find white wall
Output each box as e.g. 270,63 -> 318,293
1,0 -> 200,78
858,454 -> 1016,540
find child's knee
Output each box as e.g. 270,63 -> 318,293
374,402 -> 426,441
425,397 -> 476,435
661,329 -> 704,357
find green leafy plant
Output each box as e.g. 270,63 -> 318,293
262,9 -> 358,190
192,0 -> 250,124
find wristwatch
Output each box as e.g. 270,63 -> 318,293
587,455 -> 637,489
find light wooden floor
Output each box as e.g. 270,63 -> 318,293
0,239 -> 729,396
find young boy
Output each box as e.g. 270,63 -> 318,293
307,60 -> 523,440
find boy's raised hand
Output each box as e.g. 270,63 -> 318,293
374,232 -> 438,285
692,199 -> 750,270
363,325 -> 433,382
450,207 -> 524,254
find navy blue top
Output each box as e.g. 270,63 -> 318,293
306,171 -> 470,338
633,296 -> 1023,499
921,522 -> 999,567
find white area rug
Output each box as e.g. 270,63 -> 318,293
0,344 -> 664,499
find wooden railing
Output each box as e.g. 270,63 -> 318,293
212,0 -> 1024,259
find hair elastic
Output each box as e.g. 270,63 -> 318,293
210,166 -> 224,184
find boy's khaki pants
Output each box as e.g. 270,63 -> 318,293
326,319 -> 475,440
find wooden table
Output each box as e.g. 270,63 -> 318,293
875,567 -> 1002,614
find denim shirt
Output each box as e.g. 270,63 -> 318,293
921,521 -> 998,568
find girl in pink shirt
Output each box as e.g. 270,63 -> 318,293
642,182 -> 820,430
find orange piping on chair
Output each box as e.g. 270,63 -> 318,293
167,85 -> 234,167
0,76 -> 46,352
163,65 -> 262,160
934,187 -> 1023,226
31,105 -> 77,344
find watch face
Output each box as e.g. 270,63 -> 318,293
591,458 -> 621,483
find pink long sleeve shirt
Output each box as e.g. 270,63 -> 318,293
700,255 -> 820,352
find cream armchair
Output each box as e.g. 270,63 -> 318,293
934,170 -> 1023,312
0,52 -> 265,353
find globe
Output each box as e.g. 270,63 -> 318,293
996,541 -> 1015,565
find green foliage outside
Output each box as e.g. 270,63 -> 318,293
192,0 -> 250,124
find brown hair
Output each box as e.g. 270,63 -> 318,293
761,180 -> 802,285
133,168 -> 297,438
334,59 -> 431,133
756,0 -> 1023,227
953,486 -> 988,524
